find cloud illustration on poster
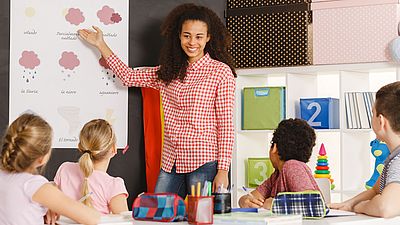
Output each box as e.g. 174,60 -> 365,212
19,51 -> 40,83
111,13 -> 122,23
97,6 -> 122,25
59,51 -> 80,81
65,8 -> 85,25
60,51 -> 80,69
19,51 -> 40,69
99,56 -> 116,86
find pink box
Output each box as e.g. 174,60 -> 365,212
312,0 -> 400,65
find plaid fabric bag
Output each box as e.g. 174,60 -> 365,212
133,193 -> 186,222
271,191 -> 329,219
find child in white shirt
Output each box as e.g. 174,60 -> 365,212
0,113 -> 100,225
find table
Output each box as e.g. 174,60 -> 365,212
57,213 -> 400,225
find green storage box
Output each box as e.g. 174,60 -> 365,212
247,157 -> 275,188
242,87 -> 286,130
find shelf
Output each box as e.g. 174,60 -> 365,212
342,129 -> 373,133
315,129 -> 341,133
332,190 -> 363,195
237,129 -> 341,133
237,129 -> 274,134
231,65 -> 399,206
236,62 -> 399,76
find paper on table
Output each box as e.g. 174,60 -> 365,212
326,209 -> 356,217
57,212 -> 133,224
213,211 -> 302,225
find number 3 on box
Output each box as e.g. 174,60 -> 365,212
254,162 -> 267,185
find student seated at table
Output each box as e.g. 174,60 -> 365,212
239,118 -> 320,209
54,119 -> 129,214
0,114 -> 99,225
330,81 -> 400,218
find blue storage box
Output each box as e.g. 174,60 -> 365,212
300,98 -> 339,129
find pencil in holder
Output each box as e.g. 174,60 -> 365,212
212,192 -> 231,214
187,196 -> 214,225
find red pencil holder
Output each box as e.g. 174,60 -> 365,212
187,196 -> 214,224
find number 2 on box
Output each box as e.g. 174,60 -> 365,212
307,102 -> 322,127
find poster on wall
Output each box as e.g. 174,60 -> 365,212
9,1 -> 129,148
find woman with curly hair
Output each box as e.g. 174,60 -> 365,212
239,118 -> 320,209
78,3 -> 236,198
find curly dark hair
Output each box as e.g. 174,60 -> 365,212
271,118 -> 316,163
375,81 -> 400,133
156,3 -> 236,84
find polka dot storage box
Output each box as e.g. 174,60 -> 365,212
226,0 -> 313,68
312,0 -> 400,65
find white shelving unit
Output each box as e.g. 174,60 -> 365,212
231,62 -> 400,207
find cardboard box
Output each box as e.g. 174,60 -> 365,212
300,97 -> 340,129
247,157 -> 275,188
312,0 -> 400,64
226,0 -> 312,68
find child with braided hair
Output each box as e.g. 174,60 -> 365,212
0,113 -> 99,225
54,119 -> 128,214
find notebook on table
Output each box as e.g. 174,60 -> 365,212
57,211 -> 133,225
213,211 -> 302,225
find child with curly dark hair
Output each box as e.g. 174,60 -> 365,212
78,3 -> 236,198
239,118 -> 320,209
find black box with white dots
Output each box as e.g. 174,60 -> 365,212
226,0 -> 312,68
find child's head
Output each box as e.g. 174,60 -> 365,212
270,118 -> 316,165
373,81 -> 400,139
77,119 -> 116,206
1,113 -> 52,173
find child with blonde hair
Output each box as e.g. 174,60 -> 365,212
54,119 -> 128,214
0,113 -> 99,225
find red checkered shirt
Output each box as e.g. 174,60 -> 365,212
107,53 -> 235,173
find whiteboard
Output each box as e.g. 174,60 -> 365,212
9,0 -> 129,148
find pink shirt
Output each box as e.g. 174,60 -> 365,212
256,160 -> 320,199
54,162 -> 128,214
0,169 -> 48,225
107,53 -> 235,173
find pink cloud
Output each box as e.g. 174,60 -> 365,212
65,8 -> 85,26
59,51 -> 80,70
99,57 -> 110,69
19,51 -> 40,69
111,13 -> 122,23
97,6 -> 114,25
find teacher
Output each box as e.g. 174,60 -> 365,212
78,3 -> 236,199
